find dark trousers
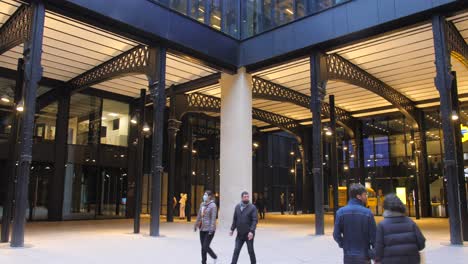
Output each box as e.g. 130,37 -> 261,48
199,231 -> 217,264
258,208 -> 265,219
231,235 -> 256,264
280,204 -> 285,215
343,255 -> 370,264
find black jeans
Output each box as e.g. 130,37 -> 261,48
231,234 -> 256,264
199,231 -> 217,264
258,208 -> 265,219
343,255 -> 370,264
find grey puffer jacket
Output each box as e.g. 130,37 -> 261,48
375,210 -> 425,264
195,200 -> 217,233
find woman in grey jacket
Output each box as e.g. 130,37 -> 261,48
194,190 -> 218,264
375,194 -> 425,264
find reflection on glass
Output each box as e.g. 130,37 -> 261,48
68,94 -> 102,145
153,0 -> 349,38
35,101 -> 58,142
100,99 -> 130,147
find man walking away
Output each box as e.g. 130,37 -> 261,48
375,194 -> 425,264
230,191 -> 258,264
333,184 -> 376,264
257,194 -> 265,220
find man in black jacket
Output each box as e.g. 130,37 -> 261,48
230,191 -> 258,264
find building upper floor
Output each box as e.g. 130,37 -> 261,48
41,0 -> 466,71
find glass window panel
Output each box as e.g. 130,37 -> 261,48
68,94 -> 102,145
191,0 -> 206,23
223,0 -> 239,37
209,0 -> 222,30
35,101 -> 58,142
100,99 -> 130,147
169,0 -> 188,14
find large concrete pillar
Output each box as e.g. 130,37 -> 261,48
219,68 -> 252,228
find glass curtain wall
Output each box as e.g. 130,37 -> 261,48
153,0 -> 349,38
63,94 -> 130,220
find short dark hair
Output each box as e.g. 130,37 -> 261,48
205,190 -> 213,197
241,191 -> 249,197
383,193 -> 406,214
349,183 -> 366,198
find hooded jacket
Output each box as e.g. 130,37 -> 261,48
375,210 -> 425,264
195,200 -> 217,233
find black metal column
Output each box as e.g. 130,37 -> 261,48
167,97 -> 181,222
432,15 -> 463,245
310,51 -> 326,235
417,111 -> 431,217
48,89 -> 70,221
1,58 -> 24,243
134,89 -> 146,234
329,95 -> 339,219
10,1 -> 45,247
148,46 -> 166,237
410,129 -> 421,220
354,122 -> 365,184
450,71 -> 468,241
185,117 -> 193,222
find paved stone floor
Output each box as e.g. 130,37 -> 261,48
0,214 -> 467,264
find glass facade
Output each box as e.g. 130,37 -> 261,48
153,0 -> 350,38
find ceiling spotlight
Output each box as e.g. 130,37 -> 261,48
108,113 -> 119,117
142,123 -> 150,132
130,115 -> 137,124
290,151 -> 295,156
290,169 -> 295,173
344,165 -> 349,171
325,130 -> 332,136
343,146 -> 348,151
192,149 -> 197,154
253,142 -> 259,148
1,97 -> 10,103
451,111 -> 459,121
409,140 -> 414,144
183,144 -> 188,149
16,100 -> 24,112
296,158 -> 301,163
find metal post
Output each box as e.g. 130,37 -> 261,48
410,129 -> 421,220
48,89 -> 70,221
10,1 -> 45,247
354,122 -> 365,184
134,89 -> 146,234
148,46 -> 166,237
167,97 -> 181,222
310,51 -> 327,235
185,116 -> 193,222
417,111 -> 431,217
329,95 -> 338,219
1,58 -> 24,243
450,71 -> 468,241
432,15 -> 463,245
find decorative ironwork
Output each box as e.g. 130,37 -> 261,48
185,92 -> 301,135
252,76 -> 355,134
252,108 -> 300,134
446,21 -> 468,69
68,45 -> 150,93
327,54 -> 418,125
0,5 -> 32,55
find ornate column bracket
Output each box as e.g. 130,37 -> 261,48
68,45 -> 150,94
326,53 -> 419,126
252,76 -> 355,136
183,92 -> 303,139
446,20 -> 468,70
0,4 -> 32,55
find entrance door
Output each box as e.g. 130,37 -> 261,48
98,167 -> 127,218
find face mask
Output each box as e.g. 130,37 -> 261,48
242,200 -> 250,205
203,194 -> 208,202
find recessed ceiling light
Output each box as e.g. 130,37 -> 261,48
1,97 -> 10,103
108,113 -> 119,117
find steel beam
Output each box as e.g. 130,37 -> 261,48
68,45 -> 150,94
148,46 -> 166,237
310,51 -> 326,235
0,5 -> 31,55
10,1 -> 45,248
1,58 -> 23,243
133,89 -> 146,234
329,95 -> 339,219
327,53 -> 419,126
446,21 -> 468,70
432,14 -> 463,245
